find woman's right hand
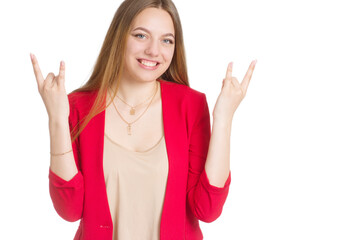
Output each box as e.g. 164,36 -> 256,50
30,53 -> 70,122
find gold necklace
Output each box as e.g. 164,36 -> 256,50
112,81 -> 158,135
113,82 -> 158,115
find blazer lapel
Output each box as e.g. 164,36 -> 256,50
159,79 -> 189,237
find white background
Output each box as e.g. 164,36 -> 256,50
1,0 -> 359,239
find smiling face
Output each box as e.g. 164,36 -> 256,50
122,7 -> 175,83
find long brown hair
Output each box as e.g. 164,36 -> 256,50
69,0 -> 189,143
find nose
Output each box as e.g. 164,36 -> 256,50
145,39 -> 159,57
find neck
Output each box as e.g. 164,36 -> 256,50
109,78 -> 159,106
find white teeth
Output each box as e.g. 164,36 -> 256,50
140,59 -> 157,67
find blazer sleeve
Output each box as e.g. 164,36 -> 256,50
48,93 -> 84,222
186,92 -> 231,223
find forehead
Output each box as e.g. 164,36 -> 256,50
131,7 -> 175,34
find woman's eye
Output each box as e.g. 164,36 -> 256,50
163,39 -> 174,44
134,33 -> 146,39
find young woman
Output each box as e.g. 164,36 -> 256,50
30,0 -> 256,239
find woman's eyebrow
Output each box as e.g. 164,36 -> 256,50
132,27 -> 175,38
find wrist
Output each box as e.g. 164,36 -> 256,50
213,114 -> 233,124
213,116 -> 233,128
49,117 -> 69,127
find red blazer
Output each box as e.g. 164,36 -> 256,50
48,79 -> 231,240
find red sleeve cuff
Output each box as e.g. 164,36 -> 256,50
48,167 -> 83,188
200,169 -> 231,193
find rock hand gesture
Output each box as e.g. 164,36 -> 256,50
30,53 -> 69,122
213,60 -> 257,122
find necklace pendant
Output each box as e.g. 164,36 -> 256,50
130,107 -> 135,115
127,124 -> 132,135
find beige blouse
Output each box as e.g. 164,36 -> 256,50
103,130 -> 169,240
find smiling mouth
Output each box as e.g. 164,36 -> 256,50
137,59 -> 160,67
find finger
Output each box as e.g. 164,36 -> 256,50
231,77 -> 240,88
44,72 -> 56,88
30,53 -> 44,86
241,60 -> 257,91
57,60 -> 65,86
225,62 -> 233,79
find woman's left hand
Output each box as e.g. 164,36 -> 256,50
212,60 -> 257,122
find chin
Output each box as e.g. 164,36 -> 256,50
137,70 -> 166,82
136,74 -> 161,82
